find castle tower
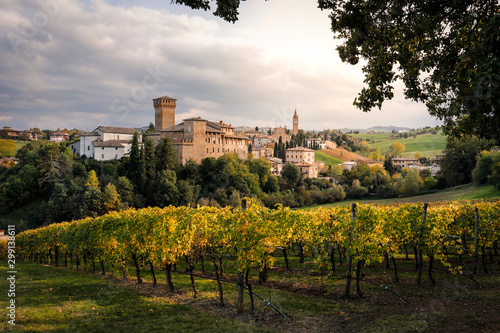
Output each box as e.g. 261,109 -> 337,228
292,108 -> 299,135
153,95 -> 177,131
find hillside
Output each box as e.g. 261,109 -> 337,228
320,147 -> 371,162
314,151 -> 343,166
352,131 -> 447,158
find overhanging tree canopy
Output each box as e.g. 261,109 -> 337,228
174,0 -> 499,142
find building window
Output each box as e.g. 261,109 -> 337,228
88,146 -> 90,151
115,147 -> 118,150
102,147 -> 104,150
117,135 -> 120,139
102,154 -> 104,159
207,148 -> 209,153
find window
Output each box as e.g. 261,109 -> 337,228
117,135 -> 120,139
115,147 -> 118,150
102,154 -> 104,159
88,146 -> 90,151
102,147 -> 104,150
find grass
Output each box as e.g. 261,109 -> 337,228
315,151 -> 343,166
3,244 -> 499,333
369,132 -> 447,158
0,262 -> 273,333
351,131 -> 447,158
300,184 -> 500,210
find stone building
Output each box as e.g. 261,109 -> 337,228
285,147 -> 318,178
285,146 -> 315,165
293,109 -> 298,135
270,126 -> 291,143
151,95 -> 251,164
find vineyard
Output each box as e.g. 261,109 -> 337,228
11,199 -> 500,329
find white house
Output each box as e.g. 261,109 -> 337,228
341,161 -> 357,170
70,126 -> 141,160
50,132 -> 69,142
307,139 -> 326,150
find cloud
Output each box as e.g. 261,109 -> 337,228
0,0 -> 437,132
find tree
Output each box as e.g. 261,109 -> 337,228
281,163 -> 301,189
175,1 -> 499,142
383,156 -> 395,176
318,0 -> 500,142
390,142 -> 405,157
102,183 -> 121,213
128,131 -> 144,188
439,136 -> 491,187
348,179 -> 368,199
155,137 -> 178,171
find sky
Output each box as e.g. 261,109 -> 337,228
0,0 -> 441,132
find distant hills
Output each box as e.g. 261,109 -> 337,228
337,125 -> 414,133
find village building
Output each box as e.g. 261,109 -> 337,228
306,139 -> 337,150
296,162 -> 319,178
285,146 -> 315,165
251,147 -> 269,159
270,126 -> 291,143
285,146 -> 318,178
50,132 -> 70,142
253,134 -> 274,148
267,157 -> 284,176
0,126 -> 21,138
314,160 -> 327,172
150,95 -> 252,164
244,129 -> 265,137
392,157 -> 419,169
341,161 -> 357,170
69,126 -> 140,160
292,109 -> 298,135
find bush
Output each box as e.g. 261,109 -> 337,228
348,180 -> 368,199
327,184 -> 346,202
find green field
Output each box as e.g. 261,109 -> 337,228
352,131 -> 447,158
314,151 -> 343,166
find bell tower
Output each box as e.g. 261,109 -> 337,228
292,108 -> 299,135
153,95 -> 177,131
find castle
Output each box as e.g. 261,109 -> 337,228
151,95 -> 252,164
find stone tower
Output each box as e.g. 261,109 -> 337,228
292,108 -> 299,135
153,95 -> 177,131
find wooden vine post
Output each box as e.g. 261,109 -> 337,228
473,206 -> 479,275
344,203 -> 356,298
236,198 -> 247,313
417,203 -> 428,285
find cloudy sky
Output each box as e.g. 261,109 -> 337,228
0,0 -> 440,132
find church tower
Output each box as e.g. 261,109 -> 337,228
292,108 -> 299,135
153,95 -> 177,131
